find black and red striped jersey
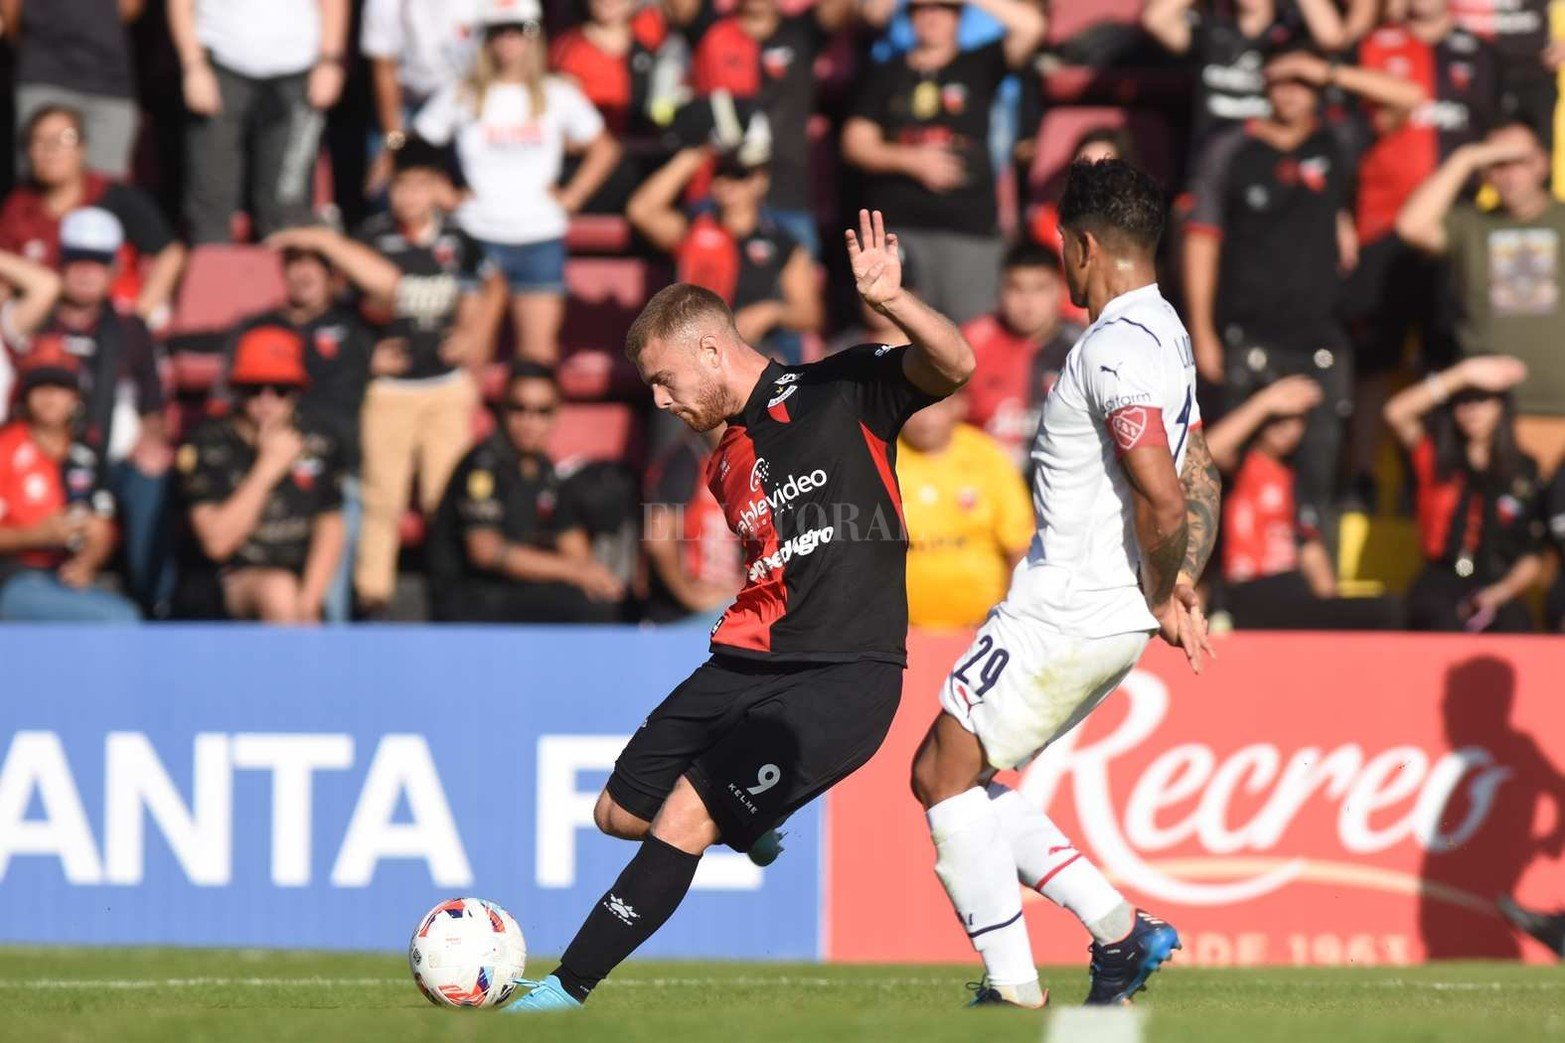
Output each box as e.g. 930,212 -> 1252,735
705,344 -> 940,664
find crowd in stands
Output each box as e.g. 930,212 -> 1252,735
0,0 -> 1562,633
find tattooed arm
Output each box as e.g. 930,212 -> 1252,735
1178,427 -> 1221,584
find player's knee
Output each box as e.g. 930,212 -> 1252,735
592,790 -> 648,840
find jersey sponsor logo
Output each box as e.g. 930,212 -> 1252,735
1103,390 -> 1151,412
1415,98 -> 1476,131
1098,364 -> 1121,377
737,467 -> 828,536
749,457 -> 772,491
747,525 -> 834,581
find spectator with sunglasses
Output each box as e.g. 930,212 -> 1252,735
413,0 -> 620,366
627,117 -> 820,359
175,325 -> 347,623
426,361 -> 624,622
1384,354 -> 1545,632
842,0 -> 1046,325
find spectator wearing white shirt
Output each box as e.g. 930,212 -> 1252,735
414,0 -> 620,365
167,0 -> 349,243
360,0 -> 483,196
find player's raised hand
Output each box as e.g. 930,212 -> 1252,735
845,209 -> 903,310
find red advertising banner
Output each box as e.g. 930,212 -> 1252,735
825,633 -> 1565,966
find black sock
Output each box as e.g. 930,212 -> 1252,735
552,834 -> 701,1002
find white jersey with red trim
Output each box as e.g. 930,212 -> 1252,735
1003,282 -> 1200,638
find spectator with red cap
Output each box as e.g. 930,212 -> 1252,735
842,0 -> 1047,325
0,339 -> 136,622
1384,354 -> 1545,632
14,206 -> 173,616
0,106 -> 185,325
628,115 -> 821,358
1206,375 -> 1400,628
176,324 -> 347,623
360,0 -> 483,196
687,0 -> 858,257
414,0 -> 621,365
960,242 -> 1081,470
168,0 -> 348,243
5,0 -> 143,179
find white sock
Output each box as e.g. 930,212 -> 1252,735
927,787 -> 1039,992
987,782 -> 1131,943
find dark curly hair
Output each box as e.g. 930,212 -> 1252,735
1056,159 -> 1165,255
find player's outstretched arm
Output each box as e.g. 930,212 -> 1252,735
845,209 -> 974,396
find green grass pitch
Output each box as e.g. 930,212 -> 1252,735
1,948 -> 1560,1043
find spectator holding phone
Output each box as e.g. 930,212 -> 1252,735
1384,354 -> 1545,632
0,338 -> 135,622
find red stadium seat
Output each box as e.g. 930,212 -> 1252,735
169,351 -> 225,395
548,402 -> 641,470
566,214 -> 633,254
168,245 -> 286,336
1028,106 -> 1175,196
561,258 -> 668,400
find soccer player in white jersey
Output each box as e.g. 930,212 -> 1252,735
910,159 -> 1221,1009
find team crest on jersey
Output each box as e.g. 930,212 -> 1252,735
314,327 -> 342,360
767,384 -> 796,409
433,237 -> 458,269
941,83 -> 967,115
291,456 -> 323,491
1449,62 -> 1473,91
1109,407 -> 1149,451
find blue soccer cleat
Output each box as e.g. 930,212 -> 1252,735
1084,910 -> 1181,1005
748,829 -> 787,867
503,975 -> 583,1013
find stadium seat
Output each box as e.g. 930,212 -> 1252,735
566,214 -> 633,255
169,351 -> 225,395
1337,512 -> 1423,598
1028,106 -> 1175,197
561,258 -> 668,400
167,245 -> 286,337
549,402 -> 642,471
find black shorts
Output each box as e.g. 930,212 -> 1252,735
606,655 -> 903,852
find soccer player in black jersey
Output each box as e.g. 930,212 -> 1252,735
508,210 -> 975,1011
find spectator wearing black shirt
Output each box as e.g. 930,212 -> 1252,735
426,362 -> 624,622
178,325 -> 347,623
16,208 -> 173,616
642,425 -> 741,624
1184,46 -> 1419,521
1450,0 -> 1560,150
628,127 -> 821,360
842,0 -> 1045,326
1385,354 -> 1545,632
227,224 -> 403,620
5,0 -> 142,179
349,139 -> 498,612
1142,0 -> 1346,168
688,0 -> 857,257
0,106 -> 186,325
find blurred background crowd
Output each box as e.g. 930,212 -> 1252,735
0,0 -> 1563,632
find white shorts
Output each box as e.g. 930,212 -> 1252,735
938,608 -> 1150,771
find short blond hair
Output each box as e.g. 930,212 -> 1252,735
624,283 -> 736,362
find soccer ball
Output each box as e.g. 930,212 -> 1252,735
408,897 -> 528,1008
